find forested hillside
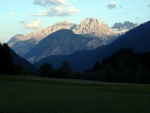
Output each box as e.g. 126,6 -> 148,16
87,48 -> 150,84
0,43 -> 36,75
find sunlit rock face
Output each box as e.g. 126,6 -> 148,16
73,18 -> 116,38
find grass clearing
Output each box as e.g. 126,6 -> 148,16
0,75 -> 150,113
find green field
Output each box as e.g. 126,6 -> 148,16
0,76 -> 150,113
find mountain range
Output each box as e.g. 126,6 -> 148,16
112,21 -> 138,33
8,21 -> 76,56
24,29 -> 93,63
7,18 -> 137,59
34,21 -> 150,72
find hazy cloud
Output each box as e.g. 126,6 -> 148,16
32,0 -> 80,17
30,6 -> 80,16
149,4 -> 150,8
107,2 -> 117,9
24,20 -> 42,29
67,6 -> 80,13
34,0 -> 68,6
9,12 -> 15,16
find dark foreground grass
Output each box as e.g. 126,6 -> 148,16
0,76 -> 150,113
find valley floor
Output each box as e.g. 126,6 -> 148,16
0,75 -> 150,113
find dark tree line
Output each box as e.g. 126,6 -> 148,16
38,48 -> 150,84
38,61 -> 74,78
85,48 -> 150,84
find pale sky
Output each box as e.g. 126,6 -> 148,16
1,0 -> 150,43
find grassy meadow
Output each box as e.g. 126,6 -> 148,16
0,75 -> 150,113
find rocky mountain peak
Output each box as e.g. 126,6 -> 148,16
80,18 -> 100,25
12,34 -> 25,39
7,34 -> 26,47
50,21 -> 76,30
78,18 -> 104,31
112,21 -> 138,31
26,29 -> 43,41
73,18 -> 115,38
